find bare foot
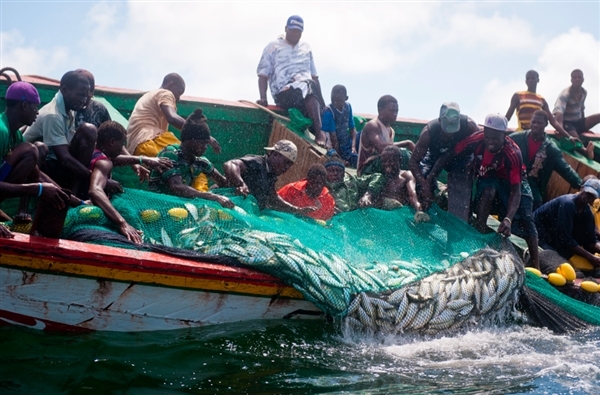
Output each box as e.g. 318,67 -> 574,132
586,142 -> 595,160
314,131 -> 327,148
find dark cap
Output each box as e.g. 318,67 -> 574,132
5,82 -> 41,104
286,15 -> 304,31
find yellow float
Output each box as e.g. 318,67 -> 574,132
557,263 -> 576,281
525,267 -> 542,277
79,206 -> 102,219
547,272 -> 567,287
568,255 -> 594,271
168,208 -> 188,221
140,209 -> 160,223
580,281 -> 599,293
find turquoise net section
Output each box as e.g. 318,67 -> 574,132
62,188 -> 501,317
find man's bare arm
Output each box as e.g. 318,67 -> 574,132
160,104 -> 185,130
257,75 -> 269,106
89,160 -> 142,244
505,93 -> 519,121
223,159 -> 250,196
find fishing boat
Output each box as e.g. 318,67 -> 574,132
1,73 -> 599,333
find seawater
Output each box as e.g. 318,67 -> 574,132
1,321 -> 599,394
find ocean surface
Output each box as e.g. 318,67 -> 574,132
1,320 -> 599,394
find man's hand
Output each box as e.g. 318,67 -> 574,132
414,210 -> 431,223
145,157 -> 173,171
359,194 -> 372,208
133,164 -> 151,182
215,195 -> 235,209
209,136 -> 222,154
590,255 -> 600,269
257,99 -> 268,107
0,223 -> 14,239
105,179 -> 123,195
119,222 -> 143,244
40,183 -> 69,210
497,217 -> 512,237
234,183 -> 250,197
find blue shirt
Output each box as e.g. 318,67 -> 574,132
322,103 -> 355,154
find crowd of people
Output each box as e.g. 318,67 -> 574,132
1,15 -> 600,279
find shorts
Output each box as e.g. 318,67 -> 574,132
274,80 -> 318,111
475,177 -> 537,237
134,131 -> 181,157
0,161 -> 12,181
563,118 -> 586,135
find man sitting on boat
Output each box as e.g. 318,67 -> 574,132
434,113 -> 540,269
148,108 -> 234,208
533,178 -> 600,278
257,15 -> 327,148
504,70 -> 586,154
358,146 -> 428,221
23,70 -> 116,199
74,69 -> 110,129
224,139 -> 316,215
126,73 -> 220,158
89,121 -> 170,244
409,102 -> 479,221
278,163 -> 335,220
1,82 -> 69,236
509,110 -> 582,210
553,69 -> 600,155
322,85 -> 358,168
357,95 -> 414,176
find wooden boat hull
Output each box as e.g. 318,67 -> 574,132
0,234 -> 323,332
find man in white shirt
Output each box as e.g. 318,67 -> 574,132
257,15 -> 327,147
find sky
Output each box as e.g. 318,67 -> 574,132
1,0 -> 599,131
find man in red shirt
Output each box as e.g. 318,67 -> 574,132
433,113 -> 539,269
278,163 -> 335,220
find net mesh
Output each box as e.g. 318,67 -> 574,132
62,188 -> 500,317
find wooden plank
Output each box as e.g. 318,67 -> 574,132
268,121 -> 325,190
545,152 -> 600,201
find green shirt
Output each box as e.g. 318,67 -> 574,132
0,112 -> 24,160
328,174 -> 381,212
149,144 -> 214,193
509,131 -> 582,204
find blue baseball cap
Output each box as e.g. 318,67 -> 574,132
286,15 -> 304,31
582,178 -> 600,198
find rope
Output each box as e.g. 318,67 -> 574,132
238,100 -> 290,122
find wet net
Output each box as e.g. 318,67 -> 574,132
61,188 -> 500,317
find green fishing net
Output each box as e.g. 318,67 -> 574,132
524,271 -> 600,326
61,188 -> 501,317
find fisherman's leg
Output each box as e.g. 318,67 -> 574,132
3,142 -> 40,222
68,123 -> 97,197
305,94 -> 326,147
473,185 -> 496,233
584,113 -> 600,131
447,169 -> 473,222
34,142 -> 48,170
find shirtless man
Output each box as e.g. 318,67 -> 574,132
357,95 -> 414,176
358,146 -> 428,221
